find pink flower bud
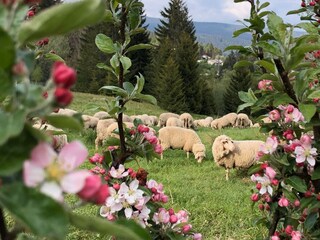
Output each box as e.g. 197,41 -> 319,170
258,204 -> 264,211
250,193 -> 259,202
260,163 -> 268,170
154,144 -> 163,154
182,224 -> 192,233
89,153 -> 104,164
161,195 -> 168,203
278,196 -> 289,207
78,175 -> 102,200
52,62 -> 77,88
283,129 -> 294,140
300,134 -> 312,145
294,199 -> 300,207
265,167 -> 276,179
256,183 -> 262,190
271,179 -> 279,186
54,87 -> 73,107
285,225 -> 293,235
113,183 -> 120,191
168,208 -> 175,215
169,215 -> 178,223
193,233 -> 202,240
94,184 -> 110,205
258,79 -> 273,91
27,10 -> 35,18
137,124 -> 149,133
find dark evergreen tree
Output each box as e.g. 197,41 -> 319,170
223,67 -> 253,114
150,0 -> 210,113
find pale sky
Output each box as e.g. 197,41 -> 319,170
141,0 -> 302,25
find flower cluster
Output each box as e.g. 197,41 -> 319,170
258,79 -> 273,91
92,162 -> 201,239
135,124 -> 163,155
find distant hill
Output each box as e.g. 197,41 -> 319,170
145,17 -> 252,51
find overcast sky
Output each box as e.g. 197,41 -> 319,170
141,0 -> 302,25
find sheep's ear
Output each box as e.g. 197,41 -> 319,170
214,138 -> 226,160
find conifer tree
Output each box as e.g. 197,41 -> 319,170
223,67 -> 253,114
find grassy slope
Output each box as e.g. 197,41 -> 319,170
11,92 -> 269,240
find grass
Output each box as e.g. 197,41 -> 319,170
6,92 -> 269,240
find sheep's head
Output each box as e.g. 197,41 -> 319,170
193,143 -> 206,163
212,135 -> 235,161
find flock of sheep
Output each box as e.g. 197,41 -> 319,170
34,109 -> 267,180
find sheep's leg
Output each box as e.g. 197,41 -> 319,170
161,153 -> 163,160
225,168 -> 230,181
187,151 -> 189,159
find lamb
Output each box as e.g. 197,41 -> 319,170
210,113 -> 238,129
158,112 -> 179,128
235,113 -> 252,128
158,126 -> 206,163
179,113 -> 194,129
166,117 -> 183,127
212,135 -> 264,180
95,119 -> 117,150
82,115 -> 99,129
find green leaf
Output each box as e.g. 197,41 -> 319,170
44,52 -> 65,62
224,45 -> 248,52
45,115 -> 83,131
273,93 -> 295,106
238,90 -> 257,103
0,183 -> 68,239
126,44 -> 153,53
267,13 -> 286,42
258,2 -> 270,11
119,56 -> 132,72
305,212 -> 318,231
285,176 -> 307,193
0,69 -> 13,101
110,54 -> 120,70
296,22 -> 319,34
248,164 -> 263,175
255,59 -> 276,73
128,7 -> 141,30
299,103 -> 316,122
237,102 -> 254,113
0,27 -> 15,69
18,0 -> 105,45
233,60 -> 253,69
100,86 -> 129,98
287,8 -> 307,15
308,90 -> 320,99
131,74 -> 145,96
95,33 -> 116,54
134,93 -> 157,105
312,167 -> 320,180
0,127 -> 37,176
256,42 -> 282,58
123,82 -> 134,95
69,212 -> 151,240
232,28 -> 250,38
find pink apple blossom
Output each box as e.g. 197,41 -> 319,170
265,166 -> 276,179
283,129 -> 294,140
23,141 -> 90,201
258,79 -> 273,91
89,153 -> 104,164
153,208 -> 170,224
193,233 -> 202,240
284,107 -> 304,123
300,134 -> 312,146
291,230 -> 302,240
109,164 -> 129,178
259,136 -> 278,154
269,109 -> 280,121
251,174 -> 273,195
294,144 -> 317,166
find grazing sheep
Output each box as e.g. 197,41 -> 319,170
179,113 -> 194,129
196,117 -> 213,127
149,115 -> 159,126
33,122 -> 68,152
212,135 -> 264,180
211,113 -> 238,130
95,119 -> 117,150
105,122 -> 134,139
235,113 -> 252,128
51,108 -> 77,117
158,126 -> 206,163
158,112 -> 179,128
166,117 -> 183,127
82,115 -> 99,129
93,111 -> 110,120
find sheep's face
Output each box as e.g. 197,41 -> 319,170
213,135 -> 235,160
193,143 -> 206,163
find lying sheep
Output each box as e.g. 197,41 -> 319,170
211,113 -> 238,130
51,108 -> 77,117
179,113 -> 194,129
235,113 -> 252,128
212,135 -> 264,180
158,126 -> 206,163
158,112 -> 179,128
95,119 -> 117,150
82,115 -> 99,130
166,117 -> 183,127
93,111 -> 110,120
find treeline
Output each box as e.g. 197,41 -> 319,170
31,0 -> 257,116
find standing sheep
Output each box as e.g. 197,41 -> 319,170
235,113 -> 252,128
158,126 -> 206,163
166,117 -> 183,127
179,113 -> 194,129
158,112 -> 179,128
212,135 -> 264,180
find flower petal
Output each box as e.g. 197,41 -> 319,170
125,207 -> 133,219
40,181 -> 63,202
23,161 -> 46,187
30,142 -> 56,167
60,170 -> 91,194
307,156 -> 315,167
58,141 -> 88,171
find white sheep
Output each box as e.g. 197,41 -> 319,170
105,122 -> 134,139
93,111 -> 110,120
179,113 -> 194,129
158,112 -> 179,128
211,113 -> 238,130
212,135 -> 264,180
82,115 -> 99,130
149,115 -> 159,126
235,113 -> 252,128
51,108 -> 77,116
166,117 -> 183,127
158,126 -> 206,163
95,119 -> 117,150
